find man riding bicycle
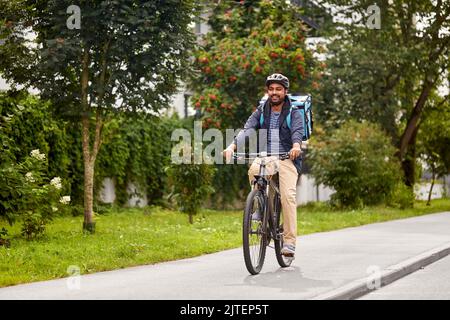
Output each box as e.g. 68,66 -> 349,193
223,73 -> 304,257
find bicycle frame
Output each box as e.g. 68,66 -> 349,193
234,152 -> 288,242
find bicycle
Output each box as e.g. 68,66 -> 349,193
233,151 -> 294,275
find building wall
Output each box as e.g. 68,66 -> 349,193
296,174 -> 335,205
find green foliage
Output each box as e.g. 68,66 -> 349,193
96,114 -> 183,206
166,144 -> 216,223
0,0 -> 199,225
191,0 -> 321,130
389,183 -> 415,209
309,121 -> 402,208
0,0 -> 198,115
417,98 -> 450,177
0,90 -> 189,218
0,90 -> 84,204
0,147 -> 68,239
0,228 -> 10,248
314,0 -> 450,185
0,91 -> 70,236
190,0 -> 321,204
316,0 -> 449,135
0,91 -> 71,179
209,164 -> 249,210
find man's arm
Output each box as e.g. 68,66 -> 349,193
225,108 -> 262,151
289,108 -> 305,160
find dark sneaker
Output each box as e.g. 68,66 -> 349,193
281,244 -> 295,257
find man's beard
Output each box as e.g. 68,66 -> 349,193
269,95 -> 284,106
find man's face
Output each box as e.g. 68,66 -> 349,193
267,83 -> 287,105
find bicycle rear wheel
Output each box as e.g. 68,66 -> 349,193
273,193 -> 293,268
243,189 -> 267,275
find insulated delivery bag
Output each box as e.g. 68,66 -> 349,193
258,94 -> 313,141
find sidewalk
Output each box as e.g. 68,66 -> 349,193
1,211 -> 450,300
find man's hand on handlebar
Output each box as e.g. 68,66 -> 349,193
222,144 -> 235,163
289,143 -> 302,160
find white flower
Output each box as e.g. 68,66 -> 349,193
52,206 -> 58,212
25,172 -> 35,182
60,196 -> 71,205
384,156 -> 390,162
30,149 -> 46,161
50,177 -> 62,190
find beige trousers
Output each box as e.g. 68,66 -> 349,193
248,157 -> 298,246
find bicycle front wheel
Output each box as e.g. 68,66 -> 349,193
243,189 -> 267,275
273,194 -> 293,268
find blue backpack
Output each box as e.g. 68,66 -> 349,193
258,94 -> 313,141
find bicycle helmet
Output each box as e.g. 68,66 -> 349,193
265,73 -> 289,89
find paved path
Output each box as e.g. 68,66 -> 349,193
1,212 -> 450,300
360,254 -> 450,300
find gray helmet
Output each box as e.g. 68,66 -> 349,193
265,73 -> 289,89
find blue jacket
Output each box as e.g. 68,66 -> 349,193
233,96 -> 304,174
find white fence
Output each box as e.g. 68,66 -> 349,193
98,175 -> 333,207
296,174 -> 335,205
414,182 -> 447,201
98,174 -> 449,208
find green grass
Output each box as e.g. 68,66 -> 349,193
1,198 -> 449,288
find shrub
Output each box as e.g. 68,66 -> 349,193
0,148 -> 69,239
166,143 -> 216,224
389,183 -> 415,209
309,120 -> 402,208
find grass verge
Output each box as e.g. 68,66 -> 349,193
1,198 -> 449,288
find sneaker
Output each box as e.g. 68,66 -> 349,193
281,244 -> 295,257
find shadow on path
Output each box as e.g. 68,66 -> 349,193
227,265 -> 333,294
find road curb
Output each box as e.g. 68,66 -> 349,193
309,242 -> 450,300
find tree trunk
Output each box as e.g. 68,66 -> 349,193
401,125 -> 418,187
80,47 -> 95,233
427,165 -> 436,206
399,80 -> 434,160
189,213 -> 194,224
81,112 -> 103,233
81,115 -> 96,233
79,45 -> 106,233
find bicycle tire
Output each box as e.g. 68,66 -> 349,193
243,189 -> 267,275
272,194 -> 293,268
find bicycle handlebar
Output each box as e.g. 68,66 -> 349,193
232,152 -> 290,160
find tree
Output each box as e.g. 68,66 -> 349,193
314,0 -> 450,187
166,143 -> 216,224
417,96 -> 450,205
0,0 -> 197,232
191,0 -> 322,130
189,0 -> 322,206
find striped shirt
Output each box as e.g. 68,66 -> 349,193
268,111 -> 285,153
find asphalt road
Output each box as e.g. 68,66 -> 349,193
359,254 -> 450,300
1,211 -> 450,300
